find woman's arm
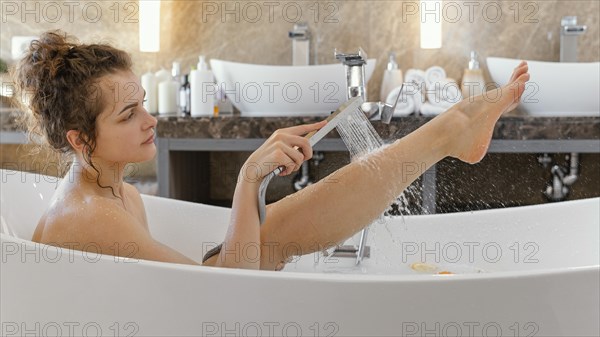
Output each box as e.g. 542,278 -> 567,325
213,121 -> 327,269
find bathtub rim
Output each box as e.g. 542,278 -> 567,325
2,167 -> 598,283
2,233 -> 598,284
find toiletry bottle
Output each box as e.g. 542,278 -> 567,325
171,61 -> 182,112
158,78 -> 178,114
213,84 -> 219,117
155,68 -> 170,84
213,102 -> 219,117
217,90 -> 234,116
154,68 -> 170,112
179,74 -> 190,115
380,52 -> 404,102
190,56 -> 215,117
157,63 -> 180,114
461,51 -> 486,98
140,71 -> 158,114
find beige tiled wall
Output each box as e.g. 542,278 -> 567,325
3,1 -> 598,87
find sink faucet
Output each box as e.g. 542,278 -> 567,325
289,23 -> 318,194
544,17 -> 585,202
560,16 -> 587,62
289,23 -> 310,66
335,48 -> 399,124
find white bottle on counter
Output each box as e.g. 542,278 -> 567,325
158,80 -> 178,114
155,68 -> 171,113
171,61 -> 182,113
155,68 -> 171,86
461,51 -> 486,98
140,71 -> 158,113
190,56 -> 215,117
380,52 -> 404,102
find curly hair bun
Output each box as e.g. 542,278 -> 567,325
11,30 -> 132,155
29,31 -> 77,79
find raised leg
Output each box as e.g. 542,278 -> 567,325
209,62 -> 529,270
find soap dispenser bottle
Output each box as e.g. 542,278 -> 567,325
179,74 -> 191,115
461,51 -> 486,98
157,62 -> 180,114
190,56 -> 215,117
380,52 -> 404,102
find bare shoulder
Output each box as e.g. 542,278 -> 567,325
35,193 -> 140,245
34,192 -> 199,265
123,181 -> 149,228
123,182 -> 144,205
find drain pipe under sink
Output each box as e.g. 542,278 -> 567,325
542,153 -> 580,201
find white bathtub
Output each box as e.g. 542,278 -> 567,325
1,169 -> 599,336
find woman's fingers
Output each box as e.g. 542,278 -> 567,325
291,135 -> 313,160
278,120 -> 327,136
261,120 -> 327,176
272,135 -> 311,175
271,132 -> 313,160
278,145 -> 305,175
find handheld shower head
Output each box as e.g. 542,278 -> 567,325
258,96 -> 365,224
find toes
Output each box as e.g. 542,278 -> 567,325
512,73 -> 530,100
517,72 -> 530,84
510,62 -> 529,83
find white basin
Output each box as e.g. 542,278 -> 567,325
210,59 -> 376,117
487,57 -> 600,117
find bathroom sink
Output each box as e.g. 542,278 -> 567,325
487,57 -> 600,117
210,59 -> 376,117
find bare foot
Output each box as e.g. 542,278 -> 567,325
446,61 -> 530,163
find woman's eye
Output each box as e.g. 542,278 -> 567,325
125,111 -> 135,120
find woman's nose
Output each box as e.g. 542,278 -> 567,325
144,110 -> 158,129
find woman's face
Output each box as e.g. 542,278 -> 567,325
92,70 -> 157,165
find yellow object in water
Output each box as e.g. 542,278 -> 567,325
410,262 -> 438,273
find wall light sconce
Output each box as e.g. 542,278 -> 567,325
420,0 -> 442,49
139,0 -> 161,52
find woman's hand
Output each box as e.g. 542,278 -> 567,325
241,120 -> 328,183
219,120 -> 326,269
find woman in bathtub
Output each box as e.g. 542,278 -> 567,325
16,31 -> 530,270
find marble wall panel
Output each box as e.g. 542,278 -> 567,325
3,1 -> 598,91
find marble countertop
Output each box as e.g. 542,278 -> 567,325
2,108 -> 599,141
154,113 -> 600,140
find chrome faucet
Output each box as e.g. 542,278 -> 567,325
289,23 -> 317,193
335,48 -> 399,124
560,16 -> 587,62
543,16 -> 585,201
335,48 -> 368,100
289,23 -> 310,66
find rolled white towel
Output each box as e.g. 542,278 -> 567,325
420,102 -> 448,116
405,69 -> 426,87
425,66 -> 447,88
426,78 -> 463,108
404,69 -> 427,103
386,85 -> 422,116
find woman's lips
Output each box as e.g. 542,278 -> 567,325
142,134 -> 154,144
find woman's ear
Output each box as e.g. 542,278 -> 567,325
66,130 -> 86,152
